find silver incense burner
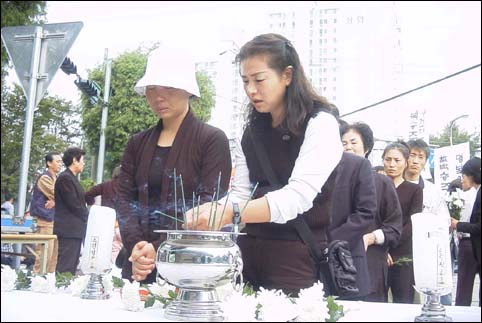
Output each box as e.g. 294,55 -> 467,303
155,230 -> 244,322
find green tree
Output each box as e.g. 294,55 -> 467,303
80,48 -> 216,180
429,123 -> 481,157
1,1 -> 47,82
1,84 -> 81,198
191,70 -> 216,122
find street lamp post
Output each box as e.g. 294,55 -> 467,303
449,114 -> 468,146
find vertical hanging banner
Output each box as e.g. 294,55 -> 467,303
433,142 -> 470,191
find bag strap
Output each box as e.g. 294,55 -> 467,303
247,126 -> 329,264
247,126 -> 282,188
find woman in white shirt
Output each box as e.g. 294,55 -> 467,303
186,33 -> 342,295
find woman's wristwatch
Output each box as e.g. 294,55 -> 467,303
232,202 -> 241,233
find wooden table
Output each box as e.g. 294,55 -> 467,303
1,233 -> 57,274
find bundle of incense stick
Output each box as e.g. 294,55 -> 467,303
155,169 -> 259,232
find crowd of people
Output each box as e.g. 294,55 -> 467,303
1,33 -> 480,307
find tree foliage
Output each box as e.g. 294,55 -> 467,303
80,49 -> 216,180
191,70 -> 216,122
1,84 -> 81,198
1,1 -> 47,82
429,123 -> 481,157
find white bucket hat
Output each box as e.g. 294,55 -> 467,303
134,46 -> 200,97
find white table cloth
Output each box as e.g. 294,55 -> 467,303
2,290 -> 480,322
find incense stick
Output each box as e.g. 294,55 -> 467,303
153,210 -> 184,223
218,190 -> 231,230
179,174 -> 187,227
192,192 -> 196,231
208,190 -> 216,230
174,168 -> 178,231
241,182 -> 259,216
211,171 -> 222,230
196,195 -> 201,229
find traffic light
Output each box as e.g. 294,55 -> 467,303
60,57 -> 77,75
75,77 -> 101,104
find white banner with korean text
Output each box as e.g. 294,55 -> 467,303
433,142 -> 470,191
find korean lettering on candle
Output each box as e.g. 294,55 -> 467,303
88,236 -> 100,271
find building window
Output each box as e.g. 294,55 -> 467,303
333,18 -> 337,24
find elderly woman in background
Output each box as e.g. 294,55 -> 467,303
340,122 -> 402,302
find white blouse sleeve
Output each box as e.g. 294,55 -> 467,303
218,137 -> 253,205
266,112 -> 343,224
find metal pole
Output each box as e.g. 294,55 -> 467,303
96,48 -> 112,185
450,123 -> 453,146
15,26 -> 43,224
449,114 -> 468,146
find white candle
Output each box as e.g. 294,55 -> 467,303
80,205 -> 116,274
412,212 -> 453,294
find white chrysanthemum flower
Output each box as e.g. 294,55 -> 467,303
221,290 -> 258,322
216,282 -> 235,301
101,274 -> 113,293
1,265 -> 17,292
296,281 -> 329,322
147,281 -> 174,298
453,199 -> 464,208
31,273 -> 56,293
257,287 -> 299,322
70,275 -> 90,297
121,280 -> 144,312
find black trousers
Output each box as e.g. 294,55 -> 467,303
237,234 -> 319,296
365,245 -> 389,302
56,238 -> 82,275
456,239 -> 480,306
387,261 -> 415,303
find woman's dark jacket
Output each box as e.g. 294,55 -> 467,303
117,110 -> 232,278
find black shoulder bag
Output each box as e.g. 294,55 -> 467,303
248,127 -> 359,297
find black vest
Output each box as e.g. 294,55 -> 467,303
241,106 -> 337,241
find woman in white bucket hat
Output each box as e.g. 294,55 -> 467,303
116,46 -> 232,283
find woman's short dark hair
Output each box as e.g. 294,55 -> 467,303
236,33 -> 332,135
340,122 -> 374,158
447,178 -> 462,193
382,141 -> 410,161
62,147 -> 85,167
462,157 -> 481,184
